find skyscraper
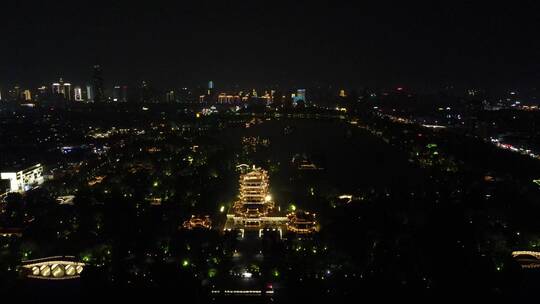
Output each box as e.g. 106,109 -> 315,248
140,81 -> 156,103
23,90 -> 32,101
293,89 -> 306,106
36,86 -> 48,101
113,85 -> 128,102
12,86 -> 21,101
74,86 -> 83,101
113,86 -> 121,102
165,90 -> 175,103
52,79 -> 72,100
92,65 -> 104,102
207,80 -> 214,95
86,85 -> 94,102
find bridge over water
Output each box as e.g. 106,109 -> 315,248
512,251 -> 540,269
21,256 -> 85,280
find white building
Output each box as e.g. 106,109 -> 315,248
74,86 -> 83,101
1,164 -> 44,193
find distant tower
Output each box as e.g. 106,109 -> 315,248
23,90 -> 32,101
140,81 -> 154,103
74,86 -> 83,101
121,86 -> 128,102
166,90 -> 176,102
52,79 -> 72,100
36,86 -> 48,101
86,85 -> 94,102
293,89 -> 306,106
13,86 -> 21,101
113,86 -> 121,102
207,80 -> 214,95
92,65 -> 105,102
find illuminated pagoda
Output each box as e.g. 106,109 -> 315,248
234,166 -> 273,219
225,165 -> 286,230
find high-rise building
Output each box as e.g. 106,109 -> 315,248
113,86 -> 120,101
207,80 -> 214,95
52,79 -> 72,100
293,89 -> 306,106
36,86 -> 48,101
92,65 -> 104,102
140,81 -> 150,102
23,90 -> 32,101
74,86 -> 83,101
112,85 -> 128,102
165,90 -> 175,103
11,86 -> 21,101
122,86 -> 128,102
113,86 -> 120,102
86,85 -> 93,102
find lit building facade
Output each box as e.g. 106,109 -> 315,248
74,86 -> 83,101
86,85 -> 93,102
165,90 -> 175,103
1,163 -> 44,193
23,90 -> 32,101
217,93 -> 241,104
52,79 -> 72,100
113,85 -> 128,102
292,89 -> 306,106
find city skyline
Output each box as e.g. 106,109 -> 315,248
1,1 -> 539,90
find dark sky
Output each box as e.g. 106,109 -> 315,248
1,1 -> 539,91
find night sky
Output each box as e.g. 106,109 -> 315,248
1,1 -> 539,91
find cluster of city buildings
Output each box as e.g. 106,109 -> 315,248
0,69 -> 312,106
0,61 -> 327,106
0,65 -> 106,103
1,163 -> 44,194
